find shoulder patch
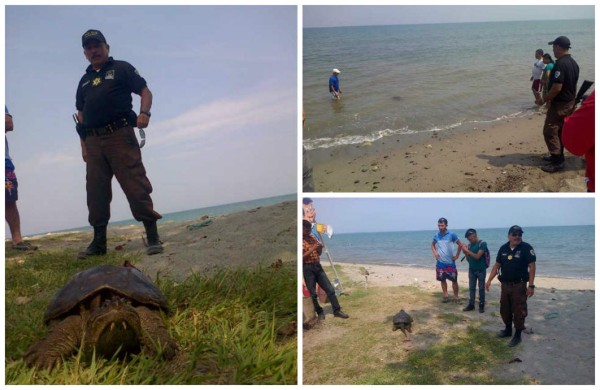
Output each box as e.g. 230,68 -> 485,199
530,249 -> 535,256
554,70 -> 561,79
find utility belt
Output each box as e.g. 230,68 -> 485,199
85,117 -> 133,136
501,279 -> 527,286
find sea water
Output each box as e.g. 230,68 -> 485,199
320,225 -> 594,279
303,19 -> 595,151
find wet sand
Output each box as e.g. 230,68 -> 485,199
309,113 -> 587,192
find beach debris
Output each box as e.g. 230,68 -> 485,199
359,267 -> 370,285
354,180 -> 360,184
509,358 -> 523,364
270,259 -> 283,269
114,244 -> 125,251
392,96 -> 402,101
187,219 -> 213,231
361,166 -> 369,172
523,327 -> 534,334
426,144 -> 432,148
24,263 -> 178,370
544,312 -> 559,320
392,309 -> 414,341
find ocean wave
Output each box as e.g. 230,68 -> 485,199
304,110 -> 535,150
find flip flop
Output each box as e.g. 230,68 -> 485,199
12,241 -> 38,251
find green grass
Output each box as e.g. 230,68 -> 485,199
355,326 -> 517,385
5,247 -> 297,384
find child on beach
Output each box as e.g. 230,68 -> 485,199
539,53 -> 555,106
460,229 -> 488,313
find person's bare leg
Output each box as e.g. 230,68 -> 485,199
452,281 -> 459,299
5,201 -> 23,244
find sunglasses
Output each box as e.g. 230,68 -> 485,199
511,233 -> 522,237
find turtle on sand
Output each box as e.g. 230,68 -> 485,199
24,262 -> 178,370
392,309 -> 414,341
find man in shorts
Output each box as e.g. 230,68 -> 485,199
431,218 -> 462,303
5,106 -> 37,251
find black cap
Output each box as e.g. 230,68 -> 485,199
82,29 -> 107,47
302,198 -> 313,205
438,217 -> 448,225
464,228 -> 477,238
508,225 -> 524,235
548,36 -> 571,49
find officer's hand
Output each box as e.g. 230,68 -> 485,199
137,113 -> 150,129
485,281 -> 491,292
527,287 -> 535,298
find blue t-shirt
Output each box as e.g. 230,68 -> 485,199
329,75 -> 340,92
433,230 -> 459,266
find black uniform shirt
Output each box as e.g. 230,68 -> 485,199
496,241 -> 536,283
551,54 -> 580,103
76,57 -> 147,127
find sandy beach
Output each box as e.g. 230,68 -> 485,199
303,262 -> 594,385
309,113 -> 587,192
20,200 -> 296,282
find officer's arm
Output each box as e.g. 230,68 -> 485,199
486,262 -> 501,286
138,87 -> 153,114
544,82 -> 563,103
528,262 -> 536,286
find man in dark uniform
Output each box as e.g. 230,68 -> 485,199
485,225 -> 536,347
539,36 -> 579,173
75,29 -> 163,258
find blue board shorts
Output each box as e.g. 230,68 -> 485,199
5,168 -> 18,202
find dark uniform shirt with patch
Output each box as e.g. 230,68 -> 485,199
551,54 -> 579,103
496,241 -> 536,283
76,57 -> 146,127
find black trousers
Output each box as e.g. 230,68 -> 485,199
500,282 -> 528,331
84,126 -> 161,227
303,262 -> 341,314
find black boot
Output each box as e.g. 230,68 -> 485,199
144,220 -> 163,255
508,329 -> 522,347
78,225 -> 107,259
496,325 -> 512,338
479,303 -> 485,313
462,303 -> 475,312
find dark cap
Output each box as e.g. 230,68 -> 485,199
82,29 -> 107,47
548,36 -> 571,49
438,217 -> 448,225
508,225 -> 524,235
302,198 -> 313,205
464,228 -> 477,238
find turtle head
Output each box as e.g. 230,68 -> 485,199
84,297 -> 142,358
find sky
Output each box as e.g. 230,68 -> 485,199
307,197 -> 594,234
303,5 -> 595,28
5,6 -> 297,236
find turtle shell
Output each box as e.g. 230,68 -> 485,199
44,265 -> 169,323
393,309 -> 413,326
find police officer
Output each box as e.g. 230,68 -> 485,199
540,36 -> 580,173
485,225 -> 536,347
76,29 -> 163,258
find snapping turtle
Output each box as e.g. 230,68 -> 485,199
24,263 -> 178,369
392,309 -> 413,341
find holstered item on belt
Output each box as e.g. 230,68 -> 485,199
85,117 -> 132,136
